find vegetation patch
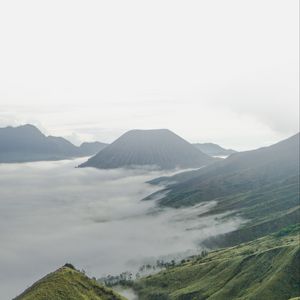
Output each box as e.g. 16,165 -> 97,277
133,229 -> 300,300
14,265 -> 126,300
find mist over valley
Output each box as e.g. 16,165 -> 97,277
0,157 -> 244,299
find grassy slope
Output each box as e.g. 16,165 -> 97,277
149,174 -> 300,249
150,133 -> 299,208
134,226 -> 300,300
14,266 -> 126,300
146,136 -> 300,248
201,176 -> 300,247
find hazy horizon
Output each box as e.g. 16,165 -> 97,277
0,0 -> 299,151
0,122 -> 298,152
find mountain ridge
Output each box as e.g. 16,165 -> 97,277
14,264 -> 126,300
193,142 -> 236,157
0,124 -> 107,163
145,133 -> 300,247
148,132 -> 299,207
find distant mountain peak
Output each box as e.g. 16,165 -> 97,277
127,128 -> 171,132
193,142 -> 236,157
121,128 -> 176,137
80,129 -> 215,170
0,124 -> 107,163
12,124 -> 45,135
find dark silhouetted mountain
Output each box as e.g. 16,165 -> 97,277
78,141 -> 107,156
80,129 -> 215,170
193,142 -> 236,157
0,124 -> 106,163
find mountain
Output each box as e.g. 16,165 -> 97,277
149,133 -> 299,207
80,129 -> 215,170
146,133 -> 300,246
133,225 -> 300,300
0,124 -> 106,163
14,264 -> 126,300
193,142 -> 236,157
78,141 -> 107,156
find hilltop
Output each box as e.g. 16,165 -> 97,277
193,142 -> 236,157
14,264 -> 126,300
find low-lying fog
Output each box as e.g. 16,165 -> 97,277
0,158 -> 243,299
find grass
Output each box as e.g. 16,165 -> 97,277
203,177 -> 300,247
14,265 -> 127,300
133,227 -> 300,300
162,176 -> 300,248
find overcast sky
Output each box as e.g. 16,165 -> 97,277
0,0 -> 298,150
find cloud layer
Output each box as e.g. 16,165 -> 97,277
1,158 -> 243,298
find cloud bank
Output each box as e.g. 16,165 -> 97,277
0,158 -> 243,299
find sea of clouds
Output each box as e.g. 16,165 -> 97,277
0,158 -> 243,299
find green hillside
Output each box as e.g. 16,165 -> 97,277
134,226 -> 300,300
201,176 -> 299,247
146,134 -> 299,247
150,133 -> 299,208
14,265 -> 126,300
